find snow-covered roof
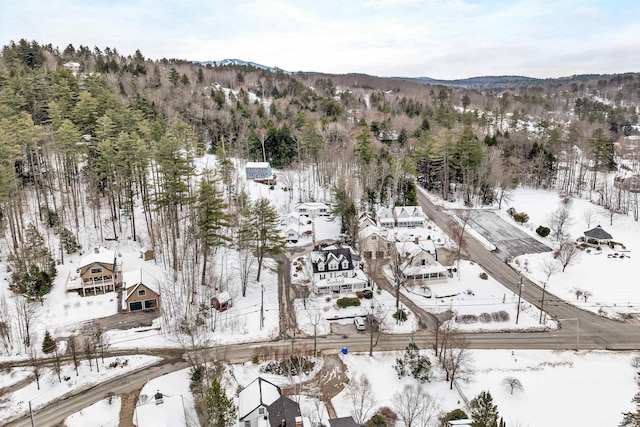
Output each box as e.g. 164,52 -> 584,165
295,202 -> 330,210
246,162 -> 270,168
123,269 -> 159,293
358,226 -> 389,241
238,377 -> 282,420
79,247 -> 115,268
395,241 -> 423,258
393,206 -> 425,218
134,394 -> 186,427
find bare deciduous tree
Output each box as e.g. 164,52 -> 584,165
540,258 -> 561,283
68,335 -> 80,376
582,207 -> 597,229
556,241 -> 580,272
392,384 -> 439,427
443,334 -> 474,390
347,374 -> 377,424
548,205 -> 573,242
28,347 -> 43,390
502,376 -> 524,395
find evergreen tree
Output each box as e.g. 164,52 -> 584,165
203,377 -> 237,427
620,391 -> 640,426
196,172 -> 231,288
42,330 -> 56,353
470,391 -> 499,427
245,198 -> 285,282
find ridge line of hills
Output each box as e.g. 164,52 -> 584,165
196,58 -> 639,90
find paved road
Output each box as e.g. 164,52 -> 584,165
11,190 -> 640,425
417,187 -> 640,350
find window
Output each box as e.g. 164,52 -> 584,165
342,261 -> 349,269
318,262 -> 325,271
420,259 -> 427,266
371,235 -> 377,240
144,299 -> 157,309
90,267 -> 103,274
138,289 -> 146,297
319,273 -> 326,280
329,261 -> 337,270
258,408 -> 265,415
245,421 -> 251,427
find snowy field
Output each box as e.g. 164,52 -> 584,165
332,349 -> 639,427
64,396 -> 121,427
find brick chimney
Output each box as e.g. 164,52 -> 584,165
414,237 -> 419,245
295,417 -> 303,427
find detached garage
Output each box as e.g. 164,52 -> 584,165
122,269 -> 160,312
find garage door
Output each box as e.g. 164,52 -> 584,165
129,301 -> 143,311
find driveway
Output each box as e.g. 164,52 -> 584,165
460,210 -> 552,260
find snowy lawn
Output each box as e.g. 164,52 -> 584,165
333,349 -> 639,427
64,396 -> 121,427
403,260 -> 552,331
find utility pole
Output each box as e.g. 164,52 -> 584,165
539,282 -> 547,324
29,401 -> 35,427
260,284 -> 264,330
515,275 -> 524,324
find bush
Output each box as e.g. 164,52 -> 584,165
259,355 -> 316,376
536,226 -> 551,237
479,272 -> 488,280
506,207 -> 516,217
456,314 -> 478,324
512,212 -> 529,224
479,313 -> 492,323
498,311 -> 510,321
366,414 -> 387,427
336,297 -> 361,308
392,308 -> 408,322
394,343 -> 431,383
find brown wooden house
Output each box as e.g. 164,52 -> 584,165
66,247 -> 121,297
122,269 -> 160,311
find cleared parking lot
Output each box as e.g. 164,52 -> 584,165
461,210 -> 552,260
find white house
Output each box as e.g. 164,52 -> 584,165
376,207 -> 395,228
246,162 -> 272,180
283,225 -> 300,243
393,206 -> 427,228
295,202 -> 331,219
307,243 -> 369,295
394,241 -> 448,285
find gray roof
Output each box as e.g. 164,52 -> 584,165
328,416 -> 363,427
583,225 -> 613,240
267,395 -> 301,427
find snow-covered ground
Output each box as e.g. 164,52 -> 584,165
1,355 -> 160,425
332,349 -> 638,427
64,396 -> 121,427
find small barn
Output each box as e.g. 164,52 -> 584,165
122,269 -> 160,312
583,225 -> 613,247
211,291 -> 232,312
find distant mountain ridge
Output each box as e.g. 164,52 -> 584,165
196,58 -> 285,73
195,58 -> 638,90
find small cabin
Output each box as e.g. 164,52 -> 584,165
211,291 -> 232,312
139,247 -> 154,261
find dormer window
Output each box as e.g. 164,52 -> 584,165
329,261 -> 338,270
342,261 -> 349,269
318,262 -> 325,271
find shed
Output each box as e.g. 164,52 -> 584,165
583,225 -> 613,246
139,247 -> 154,261
211,291 -> 232,311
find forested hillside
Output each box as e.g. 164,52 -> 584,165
1,38 -> 640,307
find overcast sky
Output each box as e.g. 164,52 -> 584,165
1,0 -> 638,80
